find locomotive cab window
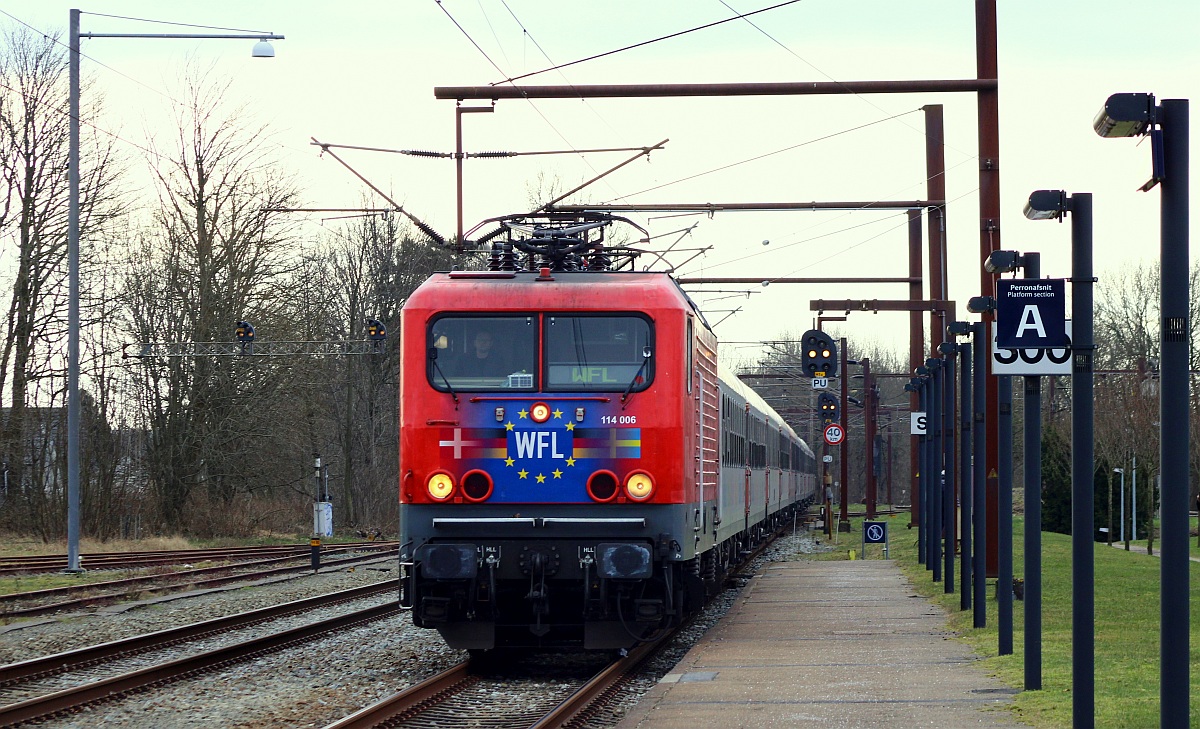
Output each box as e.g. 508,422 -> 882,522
428,315 -> 536,390
545,315 -> 653,392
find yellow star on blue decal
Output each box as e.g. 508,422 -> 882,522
565,457 -> 576,467
552,409 -> 563,419
517,409 -> 529,419
518,469 -> 529,479
505,458 -> 515,467
552,469 -> 563,479
565,422 -> 575,431
505,422 -> 515,431
536,473 -> 546,483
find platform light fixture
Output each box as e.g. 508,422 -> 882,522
1023,190 -> 1069,221
983,250 -> 1021,274
1093,93 -> 1155,138
966,296 -> 996,315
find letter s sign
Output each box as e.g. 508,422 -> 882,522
911,412 -> 927,435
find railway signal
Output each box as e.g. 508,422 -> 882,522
235,321 -> 255,354
800,330 -> 838,378
818,392 -> 839,425
366,319 -> 387,340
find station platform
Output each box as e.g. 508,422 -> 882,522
617,560 -> 1029,728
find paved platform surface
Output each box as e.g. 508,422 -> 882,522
616,560 -> 1030,728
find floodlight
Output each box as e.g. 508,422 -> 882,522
252,39 -> 276,58
1024,189 -> 1067,221
1093,93 -> 1154,138
915,366 -> 929,376
938,342 -> 956,355
946,320 -> 971,337
967,296 -> 996,314
984,250 -> 1021,274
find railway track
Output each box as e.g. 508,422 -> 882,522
323,520 -> 794,728
0,546 -> 398,619
0,580 -> 402,726
325,634 -> 664,729
0,541 -> 396,576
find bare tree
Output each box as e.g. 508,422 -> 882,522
123,68 -> 301,533
0,25 -> 124,537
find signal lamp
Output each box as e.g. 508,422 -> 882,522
587,470 -> 620,502
530,402 -> 551,423
624,471 -> 655,501
460,470 -> 493,502
426,471 -> 455,501
799,329 -> 838,377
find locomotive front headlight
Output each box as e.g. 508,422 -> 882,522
530,401 -> 551,423
426,471 -> 455,501
624,471 -> 655,501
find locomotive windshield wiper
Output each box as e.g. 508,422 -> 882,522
621,346 -> 652,408
428,347 -> 459,406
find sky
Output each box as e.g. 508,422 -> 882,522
6,0 -> 1199,369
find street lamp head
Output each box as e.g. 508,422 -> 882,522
1113,468 -> 1124,474
984,250 -> 1021,273
937,342 -> 956,355
252,39 -> 276,58
1093,93 -> 1155,138
967,295 -> 996,314
915,366 -> 929,376
946,320 -> 971,337
1024,189 -> 1067,221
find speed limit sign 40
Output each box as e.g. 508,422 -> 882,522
823,423 -> 845,446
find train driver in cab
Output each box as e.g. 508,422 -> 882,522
455,329 -> 513,378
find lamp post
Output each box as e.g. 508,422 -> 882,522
1021,190 -> 1094,726
1114,467 -> 1126,545
66,9 -> 283,572
937,341 -> 956,595
947,321 -> 974,613
1095,92 -> 1189,728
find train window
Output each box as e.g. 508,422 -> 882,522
544,315 -> 653,392
427,315 -> 537,391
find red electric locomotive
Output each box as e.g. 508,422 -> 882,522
399,217 -> 816,652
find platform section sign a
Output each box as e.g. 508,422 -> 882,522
996,279 -> 1068,348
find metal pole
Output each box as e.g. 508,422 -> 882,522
1159,98 -> 1190,729
929,359 -> 942,582
1022,253 -> 1043,690
921,378 -> 931,565
942,350 -> 956,594
1119,470 -> 1126,545
1070,192 -> 1095,728
909,209 -> 924,527
998,374 -> 1013,655
839,338 -> 850,532
959,341 -> 973,611
66,9 -> 83,574
1131,457 -> 1137,541
864,358 -> 877,519
972,322 -> 987,628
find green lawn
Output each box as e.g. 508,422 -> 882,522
802,512 -> 1200,728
